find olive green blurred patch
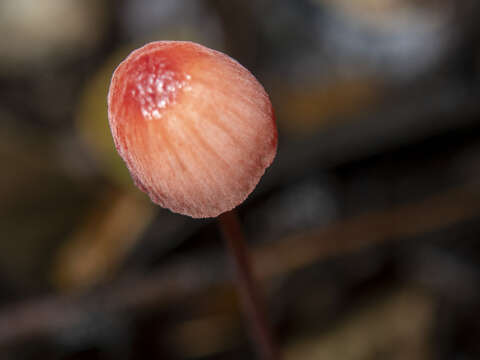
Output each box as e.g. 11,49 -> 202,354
76,48 -> 135,188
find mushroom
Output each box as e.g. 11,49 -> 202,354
108,41 -> 279,360
108,41 -> 277,219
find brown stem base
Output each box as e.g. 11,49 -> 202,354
218,210 -> 280,360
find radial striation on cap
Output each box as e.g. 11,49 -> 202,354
108,41 -> 277,218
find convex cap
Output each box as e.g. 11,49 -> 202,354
108,41 -> 277,218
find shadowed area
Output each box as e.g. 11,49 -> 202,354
1,0 -> 480,359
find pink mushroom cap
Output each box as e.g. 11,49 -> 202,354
108,41 -> 277,218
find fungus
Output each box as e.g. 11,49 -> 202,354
108,41 -> 277,218
108,41 -> 279,360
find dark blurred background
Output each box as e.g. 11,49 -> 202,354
1,0 -> 480,359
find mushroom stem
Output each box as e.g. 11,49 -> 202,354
218,210 -> 280,360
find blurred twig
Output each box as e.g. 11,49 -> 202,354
269,83 -> 480,187
255,182 -> 480,278
0,182 -> 480,347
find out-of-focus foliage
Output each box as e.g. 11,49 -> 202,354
0,0 -> 107,72
76,49 -> 136,187
1,0 -> 480,359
